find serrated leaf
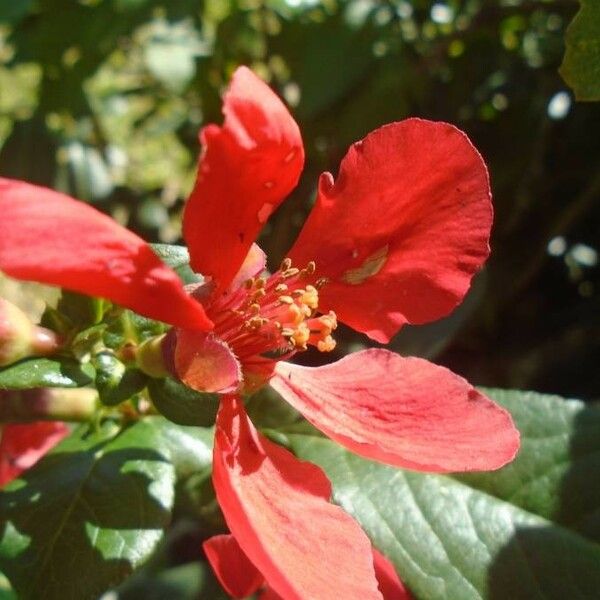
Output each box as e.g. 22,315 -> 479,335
151,244 -> 202,285
0,357 -> 95,389
559,0 -> 600,100
148,377 -> 219,427
287,388 -> 600,600
0,420 -> 176,600
456,388 -> 600,543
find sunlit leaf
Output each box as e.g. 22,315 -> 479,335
287,389 -> 600,599
0,357 -> 95,389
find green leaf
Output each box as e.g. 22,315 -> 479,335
0,0 -> 33,26
0,357 -> 95,389
93,353 -> 148,406
148,377 -> 219,427
456,388 -> 600,543
0,420 -> 176,600
56,291 -> 108,328
143,417 -> 213,480
115,561 -> 228,600
151,244 -> 202,285
287,388 -> 600,600
559,0 -> 600,100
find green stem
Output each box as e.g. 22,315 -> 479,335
0,387 -> 99,423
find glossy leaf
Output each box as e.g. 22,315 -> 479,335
456,388 -> 600,543
287,388 -> 600,600
0,357 -> 95,389
93,353 -> 148,406
148,377 -> 219,427
559,0 -> 600,100
0,420 -> 176,600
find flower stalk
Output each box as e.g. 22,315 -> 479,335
0,387 -> 98,423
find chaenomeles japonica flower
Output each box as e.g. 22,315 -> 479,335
0,67 -> 519,599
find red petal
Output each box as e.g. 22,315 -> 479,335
174,331 -> 241,393
372,548 -> 412,600
227,243 -> 267,293
0,178 -> 212,331
0,421 -> 68,486
212,396 -> 382,600
288,119 -> 492,343
183,66 -> 304,290
271,350 -> 519,472
203,534 -> 264,598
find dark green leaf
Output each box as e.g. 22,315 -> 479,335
143,417 -> 213,480
103,311 -> 167,350
287,388 -> 600,600
0,420 -> 176,600
0,357 -> 95,389
93,353 -> 148,406
56,291 -> 108,328
114,561 -> 228,600
0,0 -> 33,26
151,244 -> 202,285
559,0 -> 600,100
148,377 -> 219,427
457,388 -> 600,543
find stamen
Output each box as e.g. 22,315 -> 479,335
202,257 -> 337,392
282,267 -> 300,279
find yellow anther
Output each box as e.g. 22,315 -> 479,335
255,278 -> 266,289
292,323 -> 310,347
279,295 -> 294,305
249,303 -> 261,315
286,304 -> 304,325
291,289 -> 306,297
304,261 -> 316,275
244,278 -> 254,289
280,258 -> 292,271
318,311 -> 337,332
301,285 -> 319,309
317,336 -> 336,352
281,327 -> 295,337
275,283 -> 288,293
252,289 -> 266,301
282,268 -> 300,279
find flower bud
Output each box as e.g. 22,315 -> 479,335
0,298 -> 60,367
136,333 -> 170,378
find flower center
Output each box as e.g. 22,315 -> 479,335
205,258 -> 337,379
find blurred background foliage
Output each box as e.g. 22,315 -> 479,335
0,0 -> 598,400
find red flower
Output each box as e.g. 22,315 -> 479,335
0,421 -> 68,486
0,67 -> 519,599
